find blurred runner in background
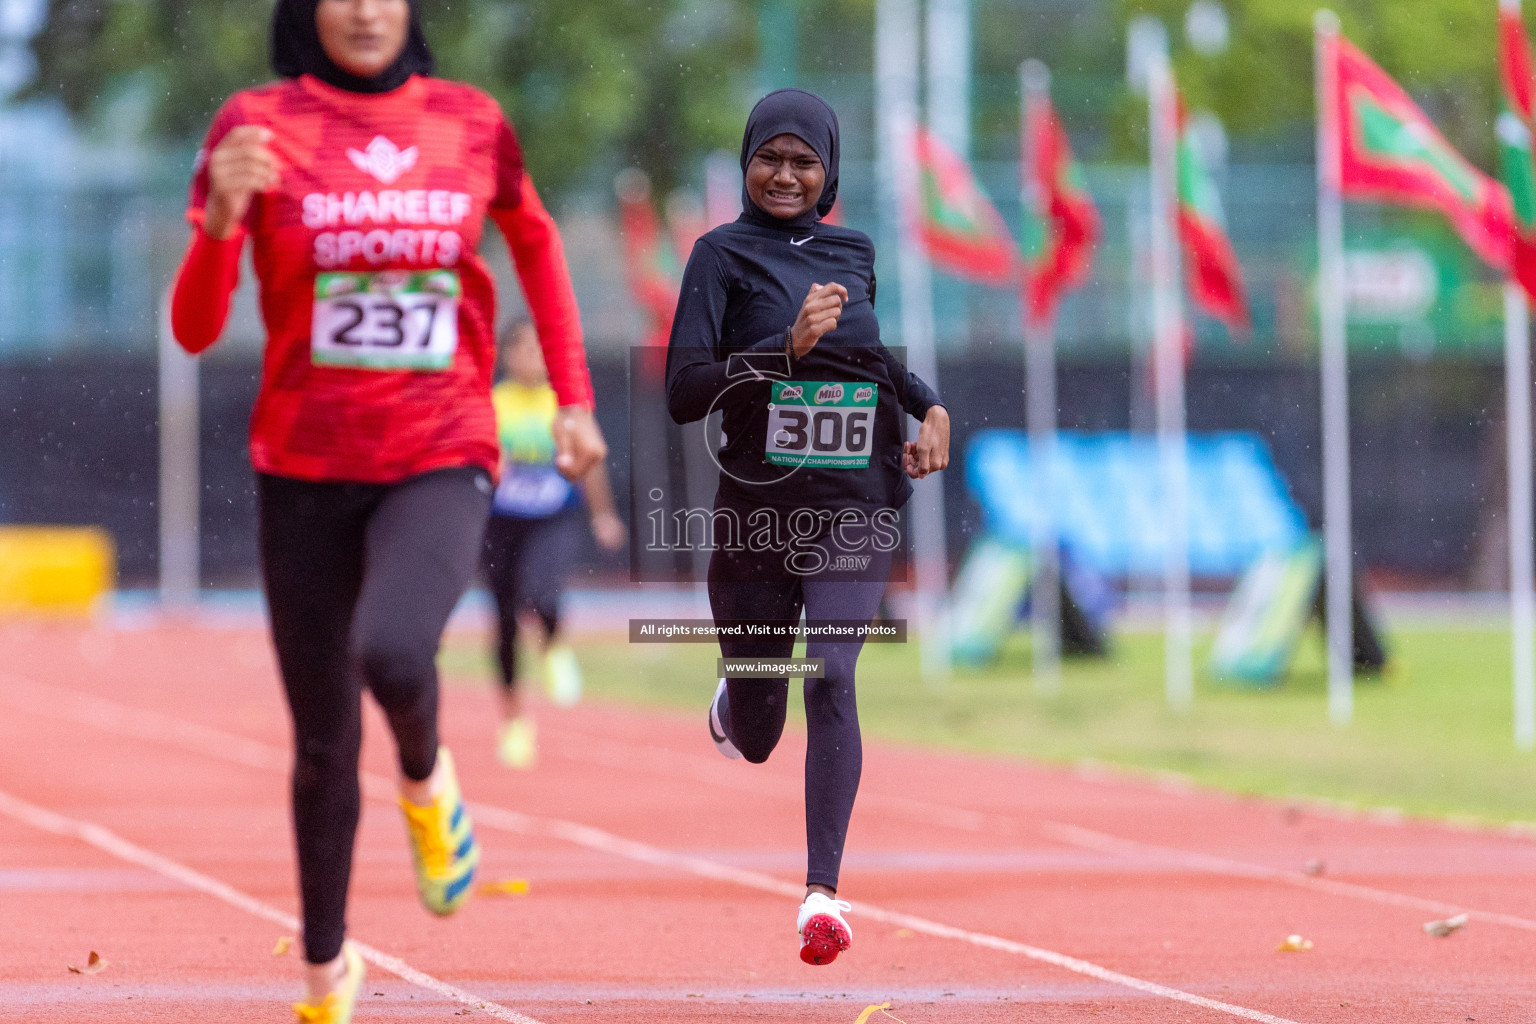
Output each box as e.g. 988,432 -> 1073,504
169,0 -> 604,1019
483,319 -> 626,769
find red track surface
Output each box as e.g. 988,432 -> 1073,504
1,619 -> 1532,1022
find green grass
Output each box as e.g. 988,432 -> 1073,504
441,625 -> 1536,826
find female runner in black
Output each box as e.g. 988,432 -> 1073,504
665,88 -> 950,966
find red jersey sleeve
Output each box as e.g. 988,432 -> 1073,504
489,122 -> 593,409
172,97 -> 251,355
489,116 -> 527,212
170,226 -> 244,355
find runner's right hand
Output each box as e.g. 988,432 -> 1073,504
203,126 -> 280,240
789,283 -> 848,358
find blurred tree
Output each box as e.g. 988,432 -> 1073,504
972,0 -> 1122,160
430,1 -> 753,195
28,1 -> 269,138
26,0 -> 756,197
1118,0 -> 1503,164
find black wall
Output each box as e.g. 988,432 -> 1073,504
0,353 -> 1503,587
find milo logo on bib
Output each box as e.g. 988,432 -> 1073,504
765,380 -> 878,470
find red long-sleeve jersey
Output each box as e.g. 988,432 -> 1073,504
171,73 -> 593,484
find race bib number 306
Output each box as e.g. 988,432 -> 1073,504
765,380 -> 878,469
311,270 -> 461,371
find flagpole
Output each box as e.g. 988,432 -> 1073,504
1149,47 -> 1194,710
1506,280 -> 1536,750
877,0 -> 951,682
1019,59 -> 1063,691
927,0 -> 971,161
158,287 -> 200,610
1315,9 -> 1354,725
928,0 -> 972,349
1504,0 -> 1536,750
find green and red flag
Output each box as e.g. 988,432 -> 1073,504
615,169 -> 684,349
1176,100 -> 1250,333
1020,92 -> 1099,328
914,126 -> 1019,285
1500,0 -> 1536,298
1325,30 -> 1514,270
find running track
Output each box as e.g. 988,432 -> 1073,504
0,619 -> 1531,1022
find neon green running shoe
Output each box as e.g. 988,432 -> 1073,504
545,645 -> 584,707
293,943 -> 364,1024
496,715 -> 537,770
398,747 -> 479,916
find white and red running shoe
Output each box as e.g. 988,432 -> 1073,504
797,891 -> 853,965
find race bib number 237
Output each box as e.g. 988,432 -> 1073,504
765,380 -> 878,469
311,270 -> 461,371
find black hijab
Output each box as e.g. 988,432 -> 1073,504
271,0 -> 434,94
738,88 -> 840,232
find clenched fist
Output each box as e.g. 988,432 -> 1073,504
789,282 -> 848,358
203,126 -> 281,240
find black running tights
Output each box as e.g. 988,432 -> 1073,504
481,505 -> 584,690
708,540 -> 892,893
258,467 -> 490,964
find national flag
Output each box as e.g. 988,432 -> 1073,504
1500,1 -> 1536,298
1020,90 -> 1099,328
1325,30 -> 1514,270
914,126 -> 1019,285
615,169 -> 684,349
1176,101 -> 1249,333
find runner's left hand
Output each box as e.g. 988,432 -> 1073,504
904,405 -> 950,479
553,407 -> 608,481
591,511 -> 628,552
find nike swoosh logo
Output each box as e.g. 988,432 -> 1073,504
790,237 -> 812,246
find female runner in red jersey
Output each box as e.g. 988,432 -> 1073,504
169,1 -> 606,1020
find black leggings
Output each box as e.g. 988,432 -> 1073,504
481,505 -> 585,690
708,527 -> 892,892
258,467 -> 490,965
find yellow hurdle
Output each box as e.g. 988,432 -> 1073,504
0,526 -> 116,616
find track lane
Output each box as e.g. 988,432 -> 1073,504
0,642 -> 1324,1023
535,701 -> 1536,931
3,621 -> 1531,1021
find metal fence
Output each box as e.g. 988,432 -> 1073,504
0,155 -> 1504,368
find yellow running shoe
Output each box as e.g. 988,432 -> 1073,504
545,645 -> 584,707
398,747 -> 480,915
496,715 -> 537,770
293,943 -> 364,1024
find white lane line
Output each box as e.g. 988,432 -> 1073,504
545,725 -> 1536,934
1037,821 -> 1536,934
0,787 -> 545,1024
2,677 -> 1309,1024
465,805 -> 1306,1024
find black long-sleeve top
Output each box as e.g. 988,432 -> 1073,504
665,219 -> 943,513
